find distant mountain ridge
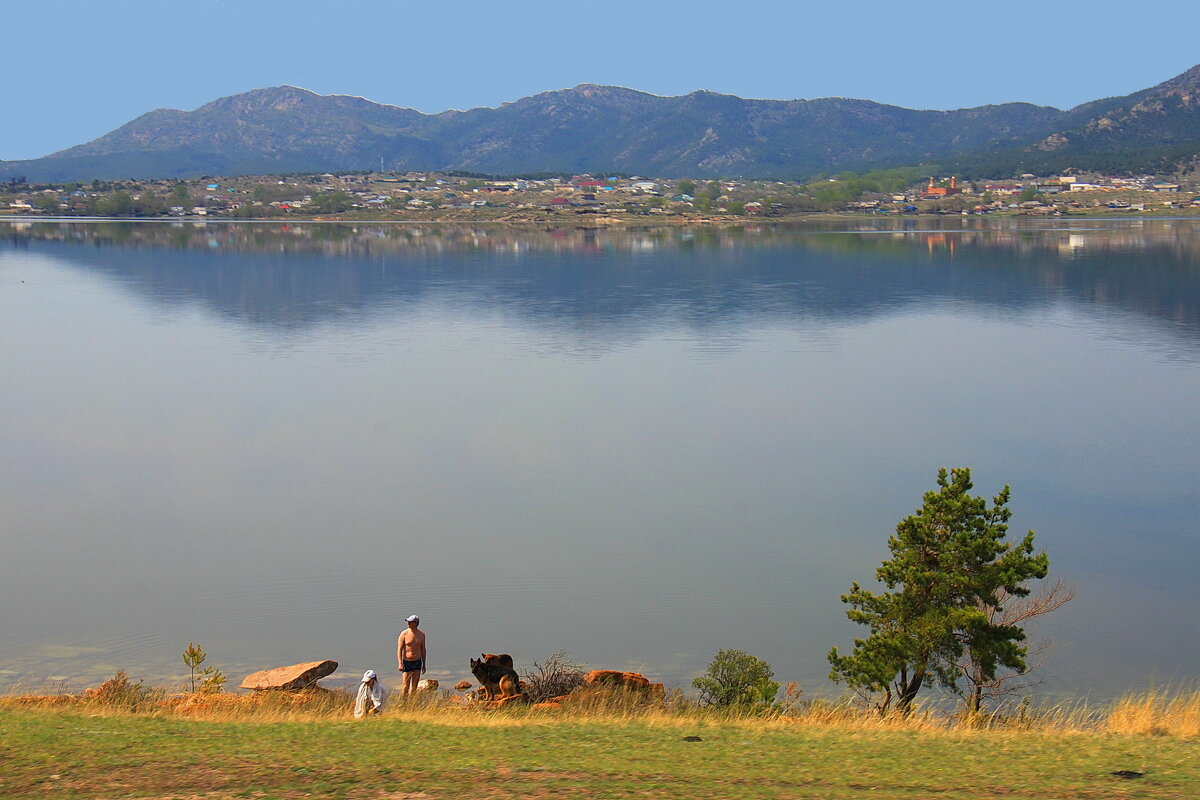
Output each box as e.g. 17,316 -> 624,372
4,66 -> 1200,182
941,64 -> 1200,176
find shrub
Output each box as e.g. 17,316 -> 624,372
85,671 -> 161,711
522,651 -> 586,703
692,649 -> 779,708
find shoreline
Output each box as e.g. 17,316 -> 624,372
5,208 -> 1200,226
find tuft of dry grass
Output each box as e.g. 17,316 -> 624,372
1106,688 -> 1200,737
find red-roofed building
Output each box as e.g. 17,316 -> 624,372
920,176 -> 962,199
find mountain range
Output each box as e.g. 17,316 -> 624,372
5,66 -> 1200,183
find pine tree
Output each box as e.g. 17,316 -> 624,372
827,468 -> 1049,715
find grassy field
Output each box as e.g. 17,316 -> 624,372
2,693 -> 1197,800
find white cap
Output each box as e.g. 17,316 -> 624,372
362,669 -> 376,682
405,614 -> 419,623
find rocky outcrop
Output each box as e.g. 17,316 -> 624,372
584,670 -> 650,689
584,670 -> 664,698
533,670 -> 667,706
238,660 -> 337,691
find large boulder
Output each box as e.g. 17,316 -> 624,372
238,660 -> 338,691
584,670 -> 651,690
580,670 -> 665,702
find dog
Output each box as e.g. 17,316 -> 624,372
470,655 -> 521,700
482,653 -> 514,670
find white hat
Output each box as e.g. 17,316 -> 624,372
405,614 -> 419,623
362,669 -> 377,682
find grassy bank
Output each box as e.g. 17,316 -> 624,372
2,690 -> 1197,799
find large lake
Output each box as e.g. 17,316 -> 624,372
1,218 -> 1197,701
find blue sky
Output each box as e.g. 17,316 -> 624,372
5,0 -> 1199,161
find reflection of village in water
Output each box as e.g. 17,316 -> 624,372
7,217 -> 1200,251
3,218 -> 1199,345
7,217 -> 1200,259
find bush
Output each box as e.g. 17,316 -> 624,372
522,651 -> 586,703
692,649 -> 779,708
85,671 -> 161,711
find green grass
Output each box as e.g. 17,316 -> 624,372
1,706 -> 1196,799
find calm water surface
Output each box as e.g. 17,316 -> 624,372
1,218 -> 1197,699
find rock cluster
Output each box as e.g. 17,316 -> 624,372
532,670 -> 666,710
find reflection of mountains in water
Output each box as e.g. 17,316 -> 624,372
3,220 -> 1200,347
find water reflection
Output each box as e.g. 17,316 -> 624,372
2,219 -> 1199,347
1,220 -> 1197,700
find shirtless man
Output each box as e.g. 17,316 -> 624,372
396,614 -> 427,699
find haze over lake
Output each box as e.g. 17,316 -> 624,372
2,219 -> 1197,700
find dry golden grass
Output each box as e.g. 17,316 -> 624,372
5,677 -> 1198,737
1106,688 -> 1200,737
5,686 -> 1200,800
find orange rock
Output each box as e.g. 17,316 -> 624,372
584,670 -> 652,690
238,660 -> 338,691
532,701 -> 562,710
454,680 -> 473,691
472,693 -> 526,711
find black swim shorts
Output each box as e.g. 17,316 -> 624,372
402,658 -> 423,673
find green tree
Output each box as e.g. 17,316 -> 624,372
309,191 -> 352,214
171,182 -> 193,206
97,192 -> 134,216
828,468 -> 1048,715
955,578 -> 1074,715
131,191 -> 166,217
692,648 -> 780,707
30,193 -> 62,212
1019,186 -> 1045,203
182,642 -> 226,694
253,183 -> 305,203
677,179 -> 696,196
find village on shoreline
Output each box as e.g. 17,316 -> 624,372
5,169 -> 1200,223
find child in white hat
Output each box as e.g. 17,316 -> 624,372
354,669 -> 387,718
